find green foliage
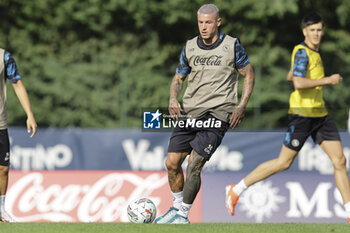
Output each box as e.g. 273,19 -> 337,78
0,0 -> 349,128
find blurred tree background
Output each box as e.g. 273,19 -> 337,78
0,0 -> 349,129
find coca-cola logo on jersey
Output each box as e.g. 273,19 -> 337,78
193,55 -> 222,66
6,172 -> 169,222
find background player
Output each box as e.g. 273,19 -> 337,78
225,12 -> 350,222
0,48 -> 37,222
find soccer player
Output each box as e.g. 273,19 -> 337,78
226,12 -> 350,222
0,48 -> 37,222
155,4 -> 254,224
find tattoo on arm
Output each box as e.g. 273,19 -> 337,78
238,64 -> 255,107
170,75 -> 184,101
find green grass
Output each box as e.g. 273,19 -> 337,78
0,223 -> 348,233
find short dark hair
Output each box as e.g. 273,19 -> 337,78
301,12 -> 324,28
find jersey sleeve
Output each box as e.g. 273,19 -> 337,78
175,46 -> 191,76
234,39 -> 250,70
4,51 -> 21,83
292,49 -> 308,77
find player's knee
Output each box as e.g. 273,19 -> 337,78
332,155 -> 346,170
186,167 -> 201,182
276,159 -> 292,171
187,161 -> 199,176
165,157 -> 179,171
187,157 -> 205,176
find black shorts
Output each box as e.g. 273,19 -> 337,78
0,129 -> 10,166
283,114 -> 341,151
167,114 -> 229,160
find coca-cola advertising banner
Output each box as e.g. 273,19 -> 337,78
8,127 -> 350,174
7,171 -> 202,222
6,170 -> 348,223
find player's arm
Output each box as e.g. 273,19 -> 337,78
293,74 -> 342,89
12,80 -> 37,138
5,51 -> 37,137
169,46 -> 189,119
230,40 -> 255,129
286,70 -> 293,81
230,63 -> 255,128
290,48 -> 343,89
169,73 -> 186,119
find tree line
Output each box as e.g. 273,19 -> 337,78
0,0 -> 349,129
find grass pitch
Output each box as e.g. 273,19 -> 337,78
0,223 -> 348,233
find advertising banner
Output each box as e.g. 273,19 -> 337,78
6,171 -> 202,222
8,127 -> 350,174
6,170 -> 347,223
202,172 -> 348,223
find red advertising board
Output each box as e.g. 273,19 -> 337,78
6,171 -> 202,222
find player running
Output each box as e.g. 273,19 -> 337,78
225,12 -> 350,222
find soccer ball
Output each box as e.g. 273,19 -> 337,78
127,198 -> 157,223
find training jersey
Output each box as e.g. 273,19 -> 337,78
176,32 -> 250,122
288,42 -> 328,117
0,48 -> 22,130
